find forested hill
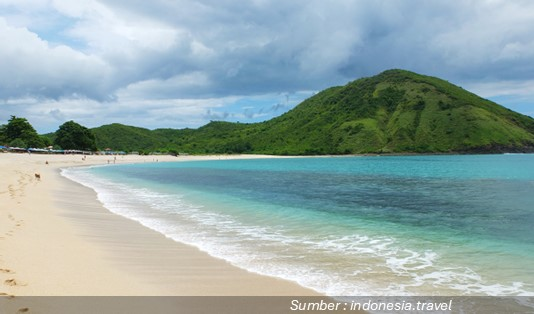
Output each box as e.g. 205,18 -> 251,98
91,69 -> 534,155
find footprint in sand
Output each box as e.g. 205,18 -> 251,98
4,279 -> 26,287
0,292 -> 15,298
4,279 -> 18,286
0,269 -> 13,274
18,308 -> 30,313
8,185 -> 16,198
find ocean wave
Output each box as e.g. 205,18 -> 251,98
61,166 -> 534,296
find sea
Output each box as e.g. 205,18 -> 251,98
61,154 -> 534,297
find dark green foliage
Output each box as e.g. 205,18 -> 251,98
3,116 -> 44,148
234,70 -> 533,154
55,121 -> 97,151
92,123 -> 168,152
40,135 -> 53,148
31,69 -> 534,155
41,132 -> 56,146
0,124 -> 6,144
242,69 -> 534,154
9,138 -> 27,148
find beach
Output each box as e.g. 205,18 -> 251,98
0,152 -> 319,297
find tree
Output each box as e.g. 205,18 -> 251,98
0,124 -> 6,144
4,116 -> 44,148
55,121 -> 97,151
9,138 -> 27,148
40,135 -> 53,148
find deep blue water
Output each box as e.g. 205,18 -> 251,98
63,154 -> 534,296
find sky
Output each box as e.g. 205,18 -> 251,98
1,0 -> 534,133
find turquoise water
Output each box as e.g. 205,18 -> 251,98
62,155 -> 534,296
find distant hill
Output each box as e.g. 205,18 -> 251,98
91,123 -> 165,152
90,69 -> 534,155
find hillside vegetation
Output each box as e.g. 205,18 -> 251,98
91,69 -> 534,155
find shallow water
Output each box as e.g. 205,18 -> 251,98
62,154 -> 534,296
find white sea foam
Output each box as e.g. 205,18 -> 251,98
61,166 -> 534,297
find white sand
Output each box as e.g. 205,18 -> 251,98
0,153 -> 319,296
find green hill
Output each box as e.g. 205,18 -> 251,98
92,123 -> 166,152
89,69 -> 534,155
245,69 -> 534,154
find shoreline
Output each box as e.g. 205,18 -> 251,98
0,153 -> 319,296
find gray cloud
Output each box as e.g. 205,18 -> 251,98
1,0 -> 534,132
97,0 -> 534,93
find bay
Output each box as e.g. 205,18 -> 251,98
62,154 -> 534,296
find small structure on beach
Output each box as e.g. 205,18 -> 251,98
98,148 -> 126,155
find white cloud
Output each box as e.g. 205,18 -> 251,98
467,80 -> 534,99
430,1 -> 534,69
61,1 -> 179,54
1,0 -> 534,132
0,17 -> 112,100
117,72 -> 213,100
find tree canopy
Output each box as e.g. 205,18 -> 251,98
54,120 -> 97,151
1,116 -> 44,148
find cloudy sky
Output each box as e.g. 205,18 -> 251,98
1,0 -> 534,133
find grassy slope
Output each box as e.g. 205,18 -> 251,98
90,69 -> 534,154
247,69 -> 534,154
92,123 -> 165,152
